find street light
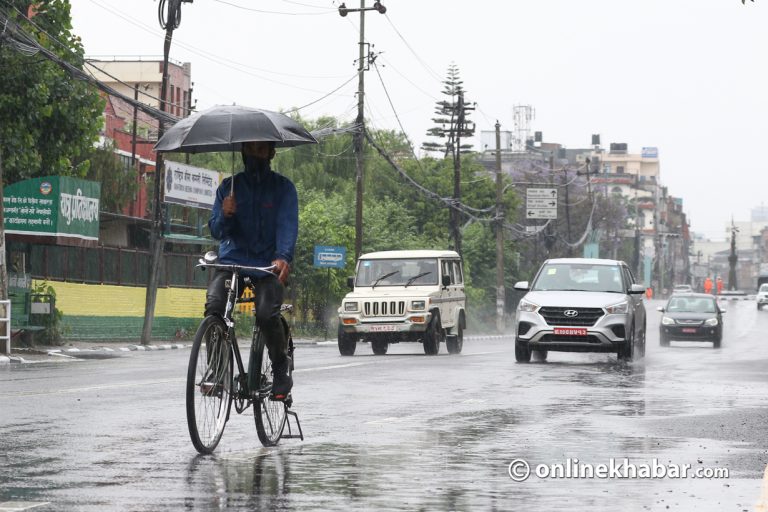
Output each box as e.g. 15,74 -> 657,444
338,1 -> 386,16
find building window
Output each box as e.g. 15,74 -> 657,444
617,165 -> 625,174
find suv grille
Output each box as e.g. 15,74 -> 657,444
539,307 -> 604,327
364,300 -> 405,317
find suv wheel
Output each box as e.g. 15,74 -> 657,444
617,327 -> 634,361
423,315 -> 443,355
515,338 -> 532,363
532,349 -> 548,362
446,322 -> 463,354
372,340 -> 388,355
338,324 -> 356,356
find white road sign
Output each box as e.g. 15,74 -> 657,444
526,188 -> 558,199
526,208 -> 558,219
526,197 -> 557,208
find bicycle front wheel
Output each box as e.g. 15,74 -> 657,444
252,331 -> 288,446
186,315 -> 233,454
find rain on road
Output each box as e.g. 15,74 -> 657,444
1,298 -> 767,511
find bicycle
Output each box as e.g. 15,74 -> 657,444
186,252 -> 303,454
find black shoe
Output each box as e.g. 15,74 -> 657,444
271,356 -> 293,401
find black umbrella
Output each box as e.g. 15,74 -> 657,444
154,104 -> 317,153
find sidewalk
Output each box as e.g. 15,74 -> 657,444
0,337 -> 331,365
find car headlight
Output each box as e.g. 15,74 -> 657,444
410,300 -> 426,311
704,318 -> 719,326
518,299 -> 540,313
605,301 -> 628,314
344,301 -> 359,312
661,316 -> 676,325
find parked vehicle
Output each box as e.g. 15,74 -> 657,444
658,293 -> 724,348
513,258 -> 647,362
672,284 -> 693,294
337,250 -> 466,356
757,283 -> 768,311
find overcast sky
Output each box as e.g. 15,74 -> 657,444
69,0 -> 768,240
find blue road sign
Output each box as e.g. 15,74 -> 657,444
313,245 -> 347,269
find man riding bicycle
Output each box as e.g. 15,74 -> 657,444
206,140 -> 297,400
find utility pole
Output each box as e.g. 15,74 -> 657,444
494,121 -> 504,333
728,219 -> 739,291
451,91 -> 465,255
563,167 -> 572,256
141,0 -> 190,345
338,1 -> 386,260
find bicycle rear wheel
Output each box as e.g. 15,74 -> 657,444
252,330 -> 288,446
186,315 -> 233,454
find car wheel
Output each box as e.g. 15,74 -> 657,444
515,338 -> 532,363
446,323 -> 463,354
423,314 -> 443,355
758,304 -> 763,311
713,332 -> 722,349
637,324 -> 646,358
371,340 -> 388,355
337,324 -> 356,356
618,327 -> 634,361
660,332 -> 670,347
532,349 -> 548,362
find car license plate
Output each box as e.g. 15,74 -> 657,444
682,327 -> 697,333
554,327 -> 588,336
369,325 -> 397,332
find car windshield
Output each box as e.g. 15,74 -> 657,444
531,263 -> 624,293
666,297 -> 716,313
355,258 -> 438,287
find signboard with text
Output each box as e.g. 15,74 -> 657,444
3,176 -> 101,246
526,188 -> 558,219
313,245 -> 347,269
164,161 -> 221,210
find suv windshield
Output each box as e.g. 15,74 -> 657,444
355,258 -> 438,287
531,263 -> 624,293
761,284 -> 768,293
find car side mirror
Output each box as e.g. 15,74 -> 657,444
629,284 -> 646,295
347,276 -> 355,290
656,306 -> 665,312
442,275 -> 451,287
514,281 -> 529,291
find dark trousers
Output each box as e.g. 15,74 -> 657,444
205,269 -> 288,364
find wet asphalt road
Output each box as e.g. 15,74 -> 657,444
1,298 -> 768,511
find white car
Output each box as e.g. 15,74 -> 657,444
672,284 -> 693,294
758,283 -> 768,311
337,250 -> 467,356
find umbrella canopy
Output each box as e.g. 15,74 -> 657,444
154,104 -> 317,153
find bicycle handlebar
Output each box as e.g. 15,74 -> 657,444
196,262 -> 277,274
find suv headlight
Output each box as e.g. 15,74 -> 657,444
344,301 -> 359,312
661,316 -> 676,325
704,318 -> 719,326
518,299 -> 540,313
410,300 -> 426,311
605,301 -> 628,314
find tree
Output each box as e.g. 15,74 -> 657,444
421,63 -> 475,156
0,1 -> 103,184
84,142 -> 138,213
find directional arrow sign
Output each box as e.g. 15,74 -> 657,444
526,208 -> 557,219
527,188 -> 558,199
526,197 -> 558,208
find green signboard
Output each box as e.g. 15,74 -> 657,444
3,176 -> 101,246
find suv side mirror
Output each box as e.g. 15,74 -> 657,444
441,274 -> 451,287
629,284 -> 646,295
656,306 -> 665,312
514,281 -> 529,291
347,276 -> 355,290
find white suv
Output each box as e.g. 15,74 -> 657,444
758,283 -> 768,311
337,250 -> 467,356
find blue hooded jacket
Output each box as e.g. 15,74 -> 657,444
208,164 -> 298,273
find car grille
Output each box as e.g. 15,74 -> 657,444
539,307 -> 604,326
675,319 -> 703,326
364,300 -> 405,317
539,334 -> 602,344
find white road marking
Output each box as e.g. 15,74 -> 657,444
0,502 -> 51,511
